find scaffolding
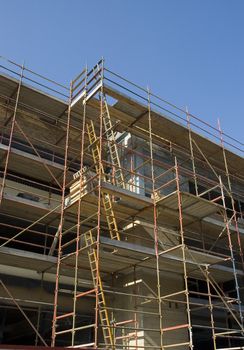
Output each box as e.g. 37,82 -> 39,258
0,57 -> 243,349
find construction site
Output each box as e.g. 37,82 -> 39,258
0,56 -> 243,350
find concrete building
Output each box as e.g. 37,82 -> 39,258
0,57 -> 243,349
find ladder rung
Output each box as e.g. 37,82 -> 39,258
90,256 -> 97,261
100,312 -> 108,316
107,220 -> 115,225
90,256 -> 96,261
100,317 -> 108,321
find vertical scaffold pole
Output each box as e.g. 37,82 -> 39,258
133,265 -> 138,350
51,79 -> 73,347
147,87 -> 164,350
71,65 -> 88,346
175,158 -> 194,349
205,265 -> 217,350
219,175 -> 243,328
217,119 -> 244,270
94,57 -> 105,348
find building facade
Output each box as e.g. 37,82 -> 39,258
0,58 -> 243,349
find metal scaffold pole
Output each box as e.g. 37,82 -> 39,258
205,266 -> 217,350
217,119 -> 244,271
219,176 -> 244,328
95,60 -> 104,348
51,79 -> 74,347
147,87 -> 164,350
175,158 -> 194,350
71,65 -> 88,346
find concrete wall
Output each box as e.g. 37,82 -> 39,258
1,178 -> 60,210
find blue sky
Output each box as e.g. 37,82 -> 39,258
1,0 -> 243,146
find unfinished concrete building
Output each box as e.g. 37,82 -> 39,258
0,57 -> 243,350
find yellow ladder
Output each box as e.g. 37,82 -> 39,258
102,96 -> 125,189
87,120 -> 120,241
85,103 -> 124,346
84,230 -> 114,347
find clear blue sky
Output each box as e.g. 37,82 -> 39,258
1,0 -> 243,145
